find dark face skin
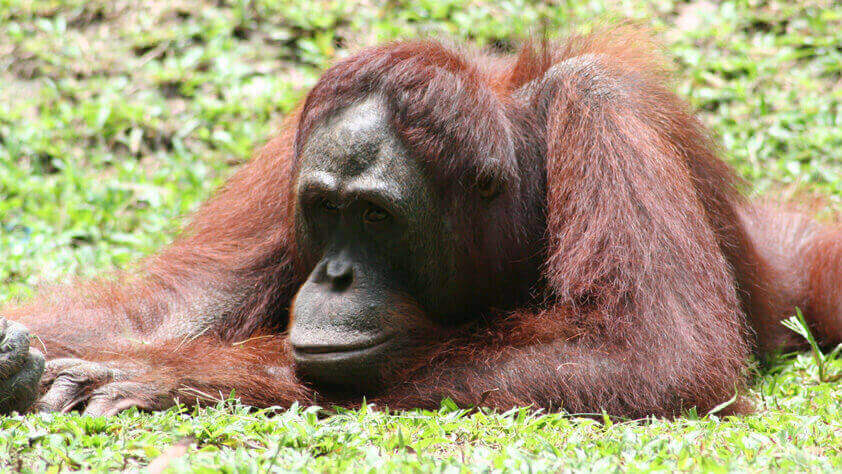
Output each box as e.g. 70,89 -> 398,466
290,94 -> 464,392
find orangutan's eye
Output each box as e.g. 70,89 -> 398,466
363,204 -> 389,223
478,177 -> 500,200
322,199 -> 340,212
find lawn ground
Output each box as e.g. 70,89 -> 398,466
1,0 -> 841,471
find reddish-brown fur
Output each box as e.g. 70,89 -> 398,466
5,26 -> 842,418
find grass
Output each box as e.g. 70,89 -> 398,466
1,0 -> 841,471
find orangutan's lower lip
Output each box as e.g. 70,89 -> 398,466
291,335 -> 392,357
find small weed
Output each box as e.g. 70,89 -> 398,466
782,308 -> 842,383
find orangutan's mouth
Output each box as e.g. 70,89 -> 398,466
292,335 -> 393,359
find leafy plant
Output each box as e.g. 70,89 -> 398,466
781,308 -> 842,383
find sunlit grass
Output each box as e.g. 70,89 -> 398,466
1,0 -> 841,471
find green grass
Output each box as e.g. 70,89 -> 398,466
1,0 -> 841,471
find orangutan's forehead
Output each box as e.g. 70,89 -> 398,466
300,95 -> 397,173
296,93 -> 435,213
